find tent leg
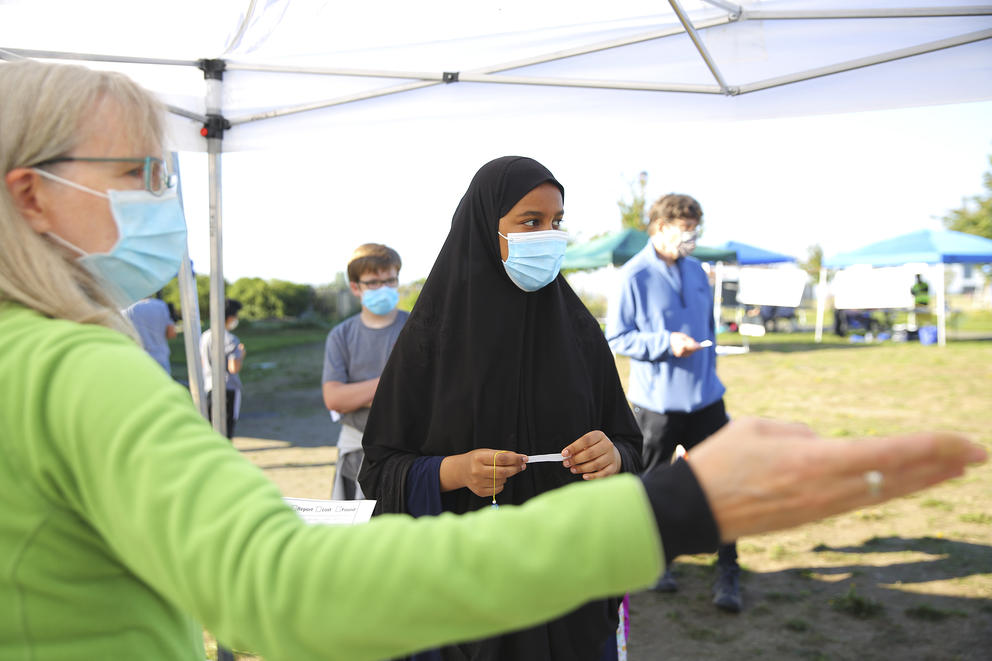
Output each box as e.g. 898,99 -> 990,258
936,263 -> 946,346
814,266 -> 826,343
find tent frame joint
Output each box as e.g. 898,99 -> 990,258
443,71 -> 459,83
201,114 -> 231,139
197,58 -> 227,80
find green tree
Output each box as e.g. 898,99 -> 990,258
799,244 -> 824,281
160,273 -> 214,322
228,277 -> 284,320
270,279 -> 315,318
942,153 -> 992,240
617,171 -> 649,231
398,278 -> 426,312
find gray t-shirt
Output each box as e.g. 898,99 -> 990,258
322,311 -> 409,432
199,327 -> 245,395
122,298 -> 173,372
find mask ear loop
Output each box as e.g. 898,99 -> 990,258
491,450 -> 509,508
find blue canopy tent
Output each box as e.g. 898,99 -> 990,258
719,240 -> 796,265
817,229 -> 992,345
824,229 -> 992,267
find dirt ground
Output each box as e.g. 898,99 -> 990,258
230,340 -> 992,661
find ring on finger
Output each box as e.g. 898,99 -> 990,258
864,470 -> 883,498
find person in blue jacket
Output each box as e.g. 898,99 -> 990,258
606,193 -> 741,612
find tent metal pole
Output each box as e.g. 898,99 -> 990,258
738,28 -> 992,93
226,18 -> 734,125
0,48 -> 197,67
668,0 -> 734,94
451,74 -> 720,93
179,246 -> 208,417
936,263 -> 947,347
171,152 -> 208,418
204,77 -> 228,439
229,75 -> 724,124
814,266 -> 827,343
713,261 -> 724,333
223,18 -> 729,80
745,7 -> 992,20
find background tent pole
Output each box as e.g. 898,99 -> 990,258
814,266 -> 827,342
713,261 -> 724,332
936,262 -> 947,347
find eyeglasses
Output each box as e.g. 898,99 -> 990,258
358,276 -> 399,289
33,156 -> 177,196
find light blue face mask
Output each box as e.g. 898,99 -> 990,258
362,286 -> 399,315
498,229 -> 569,292
33,169 -> 188,306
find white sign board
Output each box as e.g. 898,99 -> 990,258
831,266 -> 916,310
283,497 -> 376,525
736,267 -> 807,307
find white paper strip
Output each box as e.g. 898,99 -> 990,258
527,453 -> 565,463
699,340 -> 713,347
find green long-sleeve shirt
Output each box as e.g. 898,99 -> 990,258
0,303 -> 662,661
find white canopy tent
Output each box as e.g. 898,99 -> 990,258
3,0 -> 992,430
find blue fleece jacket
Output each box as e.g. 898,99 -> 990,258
606,245 -> 725,414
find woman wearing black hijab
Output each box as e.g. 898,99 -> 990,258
360,156 -> 643,660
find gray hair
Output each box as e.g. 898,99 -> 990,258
0,60 -> 166,333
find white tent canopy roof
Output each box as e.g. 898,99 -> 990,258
3,0 -> 991,151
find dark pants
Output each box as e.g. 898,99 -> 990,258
633,399 -> 737,567
206,389 -> 238,440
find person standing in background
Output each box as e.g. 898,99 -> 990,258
607,193 -> 741,613
122,291 -> 176,372
322,243 -> 409,500
200,298 -> 245,439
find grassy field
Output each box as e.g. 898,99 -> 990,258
197,321 -> 992,660
621,333 -> 992,660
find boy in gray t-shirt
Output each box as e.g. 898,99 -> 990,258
322,244 -> 408,499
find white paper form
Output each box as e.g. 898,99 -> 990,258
283,497 -> 376,525
527,453 -> 566,463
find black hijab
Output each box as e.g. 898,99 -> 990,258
359,155 -> 642,515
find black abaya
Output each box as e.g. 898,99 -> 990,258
359,156 -> 642,661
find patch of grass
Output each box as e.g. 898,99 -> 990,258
904,604 -> 968,621
920,498 -> 955,511
766,591 -> 806,604
958,512 -> 992,524
856,508 -> 890,521
686,627 -> 732,643
829,585 -> 885,619
784,618 -> 810,633
771,544 -> 793,560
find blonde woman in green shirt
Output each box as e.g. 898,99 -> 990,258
0,60 -> 984,661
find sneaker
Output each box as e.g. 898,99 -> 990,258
652,569 -> 678,593
712,566 -> 742,613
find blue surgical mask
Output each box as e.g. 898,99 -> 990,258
498,229 -> 568,292
33,169 -> 188,306
362,286 -> 399,315
677,230 -> 698,258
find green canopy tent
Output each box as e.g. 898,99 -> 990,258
562,228 -> 735,271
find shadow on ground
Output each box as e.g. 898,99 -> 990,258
630,535 -> 992,660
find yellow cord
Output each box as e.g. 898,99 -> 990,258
492,450 -> 509,507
